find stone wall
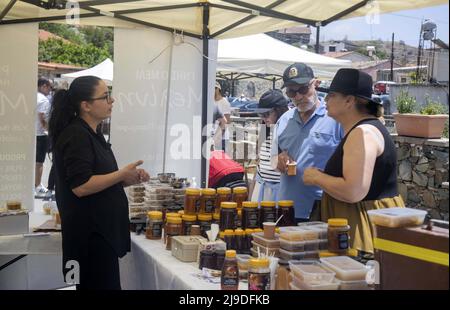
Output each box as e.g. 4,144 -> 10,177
394,135 -> 449,220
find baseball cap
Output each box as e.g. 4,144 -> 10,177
215,81 -> 222,90
282,63 -> 315,88
256,89 -> 288,113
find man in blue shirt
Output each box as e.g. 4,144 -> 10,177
271,63 -> 343,221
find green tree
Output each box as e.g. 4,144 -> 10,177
39,38 -> 110,67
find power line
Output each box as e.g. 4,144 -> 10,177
386,13 -> 449,24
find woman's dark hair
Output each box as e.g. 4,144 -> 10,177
48,76 -> 101,147
355,97 -> 383,118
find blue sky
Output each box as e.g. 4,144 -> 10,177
314,4 -> 449,47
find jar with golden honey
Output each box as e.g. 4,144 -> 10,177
277,200 -> 295,227
182,214 -> 197,235
220,202 -> 237,231
232,186 -> 248,210
241,201 -> 259,229
244,229 -> 254,255
184,188 -> 201,215
216,187 -> 232,215
223,229 -> 236,250
260,201 -> 276,224
234,228 -> 245,254
327,218 -> 350,254
165,216 -> 182,250
146,211 -> 163,240
199,188 -> 216,214
212,213 -> 220,226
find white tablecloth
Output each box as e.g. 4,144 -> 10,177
120,234 -> 247,290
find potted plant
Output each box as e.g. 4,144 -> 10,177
393,91 -> 449,139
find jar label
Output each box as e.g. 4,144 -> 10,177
205,200 -> 215,213
338,232 -> 349,250
248,271 -> 270,291
152,223 -> 163,238
221,264 -> 239,288
247,212 -> 259,228
263,211 -> 276,223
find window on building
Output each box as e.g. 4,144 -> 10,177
329,46 -> 336,52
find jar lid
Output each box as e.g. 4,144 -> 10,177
167,217 -> 182,224
233,186 -> 248,194
213,213 -> 220,220
217,187 -> 231,194
147,211 -> 163,220
166,212 -> 181,218
328,218 -> 348,226
278,200 -> 294,207
224,229 -> 235,236
198,213 -> 212,221
242,201 -> 258,208
219,231 -> 225,239
244,229 -> 254,235
319,251 -> 338,258
182,214 -> 197,221
275,227 -> 280,234
221,202 -> 237,209
253,228 -> 263,233
260,201 -> 276,207
201,188 -> 216,195
234,228 -> 244,235
249,258 -> 270,268
225,250 -> 236,258
185,188 -> 201,195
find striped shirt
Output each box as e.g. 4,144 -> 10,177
257,132 -> 281,183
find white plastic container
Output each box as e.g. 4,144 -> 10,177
320,256 -> 368,281
252,232 -> 280,248
289,260 -> 336,284
338,279 -> 371,290
279,238 -> 306,251
293,275 -> 340,290
251,241 -> 279,256
279,248 -> 319,261
280,228 -> 319,241
367,207 -> 427,228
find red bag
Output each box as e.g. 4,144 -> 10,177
208,151 -> 244,188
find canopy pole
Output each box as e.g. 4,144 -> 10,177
315,23 -> 321,54
272,77 -> 276,89
201,1 -> 210,187
231,73 -> 235,97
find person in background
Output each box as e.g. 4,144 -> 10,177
214,81 -> 231,152
251,89 -> 289,203
271,63 -> 343,222
35,77 -> 52,197
49,76 -> 150,289
303,68 -> 404,254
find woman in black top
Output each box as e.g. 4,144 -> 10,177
303,69 -> 404,254
49,76 -> 150,289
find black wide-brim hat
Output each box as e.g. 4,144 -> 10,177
317,68 -> 381,105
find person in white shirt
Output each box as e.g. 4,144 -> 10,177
214,81 -> 231,152
35,77 -> 51,197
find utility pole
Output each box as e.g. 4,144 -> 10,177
390,33 -> 395,81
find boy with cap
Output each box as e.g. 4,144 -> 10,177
271,63 -> 343,222
251,89 -> 289,203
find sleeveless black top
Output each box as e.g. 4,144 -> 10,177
324,118 -> 398,201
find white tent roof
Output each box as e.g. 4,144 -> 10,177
61,58 -> 113,86
1,1 -> 446,39
217,34 -> 350,79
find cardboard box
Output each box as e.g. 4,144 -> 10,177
171,236 -> 207,262
374,224 -> 449,290
0,211 -> 29,235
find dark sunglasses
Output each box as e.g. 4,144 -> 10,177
90,90 -> 112,102
285,83 -> 312,98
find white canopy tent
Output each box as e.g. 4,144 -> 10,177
61,58 -> 113,86
217,33 -> 351,80
0,0 -> 446,186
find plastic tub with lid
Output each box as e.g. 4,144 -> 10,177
279,228 -> 319,241
279,248 -> 319,261
367,207 -> 427,227
252,232 -> 280,248
320,256 -> 368,281
338,279 -> 372,290
279,238 -> 306,252
251,241 -> 279,256
289,260 -> 336,284
292,275 -> 340,290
